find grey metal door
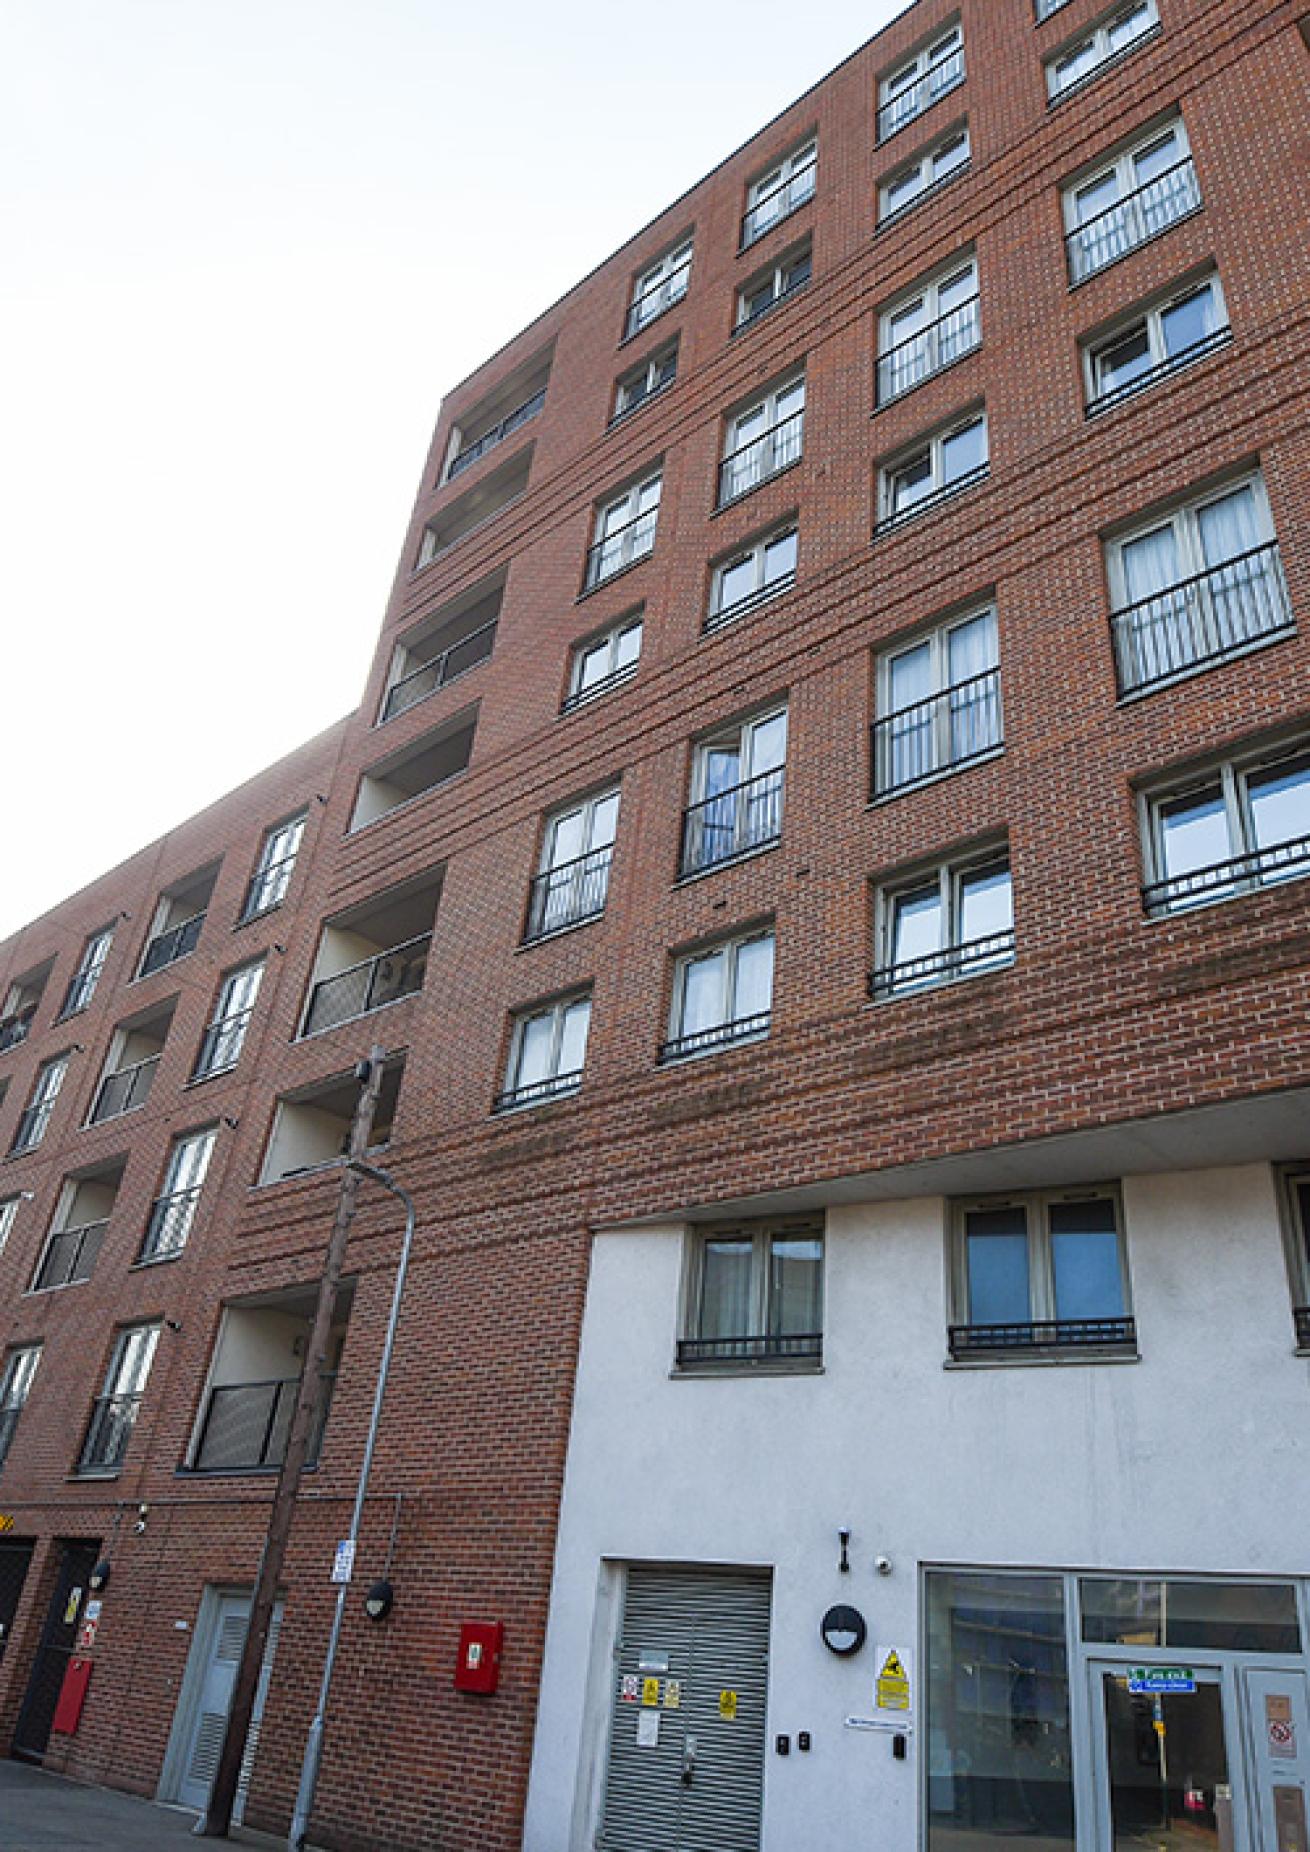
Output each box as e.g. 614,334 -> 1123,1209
174,1590 -> 283,1821
598,1565 -> 771,1852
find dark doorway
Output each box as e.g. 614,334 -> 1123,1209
12,1539 -> 100,1762
0,1537 -> 36,1665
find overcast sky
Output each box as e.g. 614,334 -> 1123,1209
0,0 -> 909,942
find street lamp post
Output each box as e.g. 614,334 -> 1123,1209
287,1160 -> 417,1852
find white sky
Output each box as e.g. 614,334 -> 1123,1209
0,0 -> 909,942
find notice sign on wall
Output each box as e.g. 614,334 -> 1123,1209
875,1647 -> 912,1713
1268,1693 -> 1298,1760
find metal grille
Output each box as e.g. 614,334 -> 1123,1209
381,621 -> 497,721
877,47 -> 965,142
872,669 -> 1001,796
141,1186 -> 202,1261
77,1392 -> 143,1475
599,1565 -> 771,1852
1296,1307 -> 1310,1350
1087,324 -> 1232,416
870,928 -> 1015,998
0,1008 -> 35,1054
0,1539 -> 35,1663
949,1316 -> 1137,1357
677,1332 -> 822,1368
446,388 -> 545,480
303,934 -> 430,1036
874,462 -> 989,537
33,1221 -> 107,1292
584,508 -> 659,592
524,847 -> 613,941
194,1376 -> 334,1472
877,294 -> 981,403
1066,156 -> 1201,284
90,1055 -> 159,1123
1143,831 -> 1310,916
659,1010 -> 772,1065
1110,540 -> 1292,695
681,770 -> 784,876
140,910 -> 205,975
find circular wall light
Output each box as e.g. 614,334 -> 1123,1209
363,1578 -> 394,1622
820,1604 -> 867,1657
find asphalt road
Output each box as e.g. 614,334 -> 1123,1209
0,1761 -> 294,1850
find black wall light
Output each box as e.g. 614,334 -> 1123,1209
820,1604 -> 867,1657
88,1559 -> 112,1593
363,1578 -> 394,1622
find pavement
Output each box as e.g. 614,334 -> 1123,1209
0,1760 -> 307,1851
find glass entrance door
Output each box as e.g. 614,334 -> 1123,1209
1090,1661 -> 1243,1852
1240,1668 -> 1310,1852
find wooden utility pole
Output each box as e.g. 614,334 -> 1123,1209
198,1049 -> 386,1839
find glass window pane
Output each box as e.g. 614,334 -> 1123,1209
769,1236 -> 822,1335
515,1013 -> 554,1088
1096,324 -> 1152,393
699,1239 -> 753,1339
557,998 -> 591,1075
1133,130 -> 1178,184
614,622 -> 642,670
965,1206 -> 1031,1324
733,936 -> 775,1020
681,949 -> 727,1034
1049,1199 -> 1124,1320
892,451 -> 934,511
1101,1672 -> 1228,1850
588,793 -> 620,849
548,808 -> 585,867
935,133 -> 968,177
889,641 -> 933,710
1195,484 -> 1259,568
1076,171 -> 1120,223
763,531 -> 797,583
943,419 -> 986,482
892,885 -> 942,968
938,265 -> 976,314
959,865 -> 1013,947
1080,1576 -> 1302,1653
718,556 -> 755,610
578,640 -> 610,690
890,297 -> 928,341
1160,283 -> 1217,357
948,611 -> 997,683
1246,754 -> 1310,857
1159,786 -> 1229,881
747,712 -> 788,774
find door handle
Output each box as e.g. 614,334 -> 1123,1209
681,1735 -> 697,1787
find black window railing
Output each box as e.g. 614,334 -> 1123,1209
90,1054 -> 160,1123
381,619 -> 498,723
625,262 -> 691,339
583,506 -> 659,591
734,263 -> 811,337
681,768 -> 784,877
677,1332 -> 823,1368
718,411 -> 804,507
877,47 -> 965,142
59,970 -> 100,1018
32,1220 -> 108,1293
1111,541 -> 1292,695
872,669 -> 1002,796
524,846 -> 613,942
140,910 -> 206,977
1143,831 -> 1310,917
1066,156 -> 1201,284
879,155 -> 972,230
494,1068 -> 584,1113
192,1374 -> 334,1473
194,1007 -> 258,1079
877,295 -> 981,404
874,461 -> 988,537
1048,21 -> 1161,107
77,1391 -> 143,1476
740,158 -> 817,247
659,1009 -> 772,1065
1295,1307 -> 1310,1349
446,387 -> 546,481
140,1185 -> 203,1263
303,933 -> 430,1038
1088,324 -> 1232,417
704,565 -> 797,635
561,659 -> 640,713
10,1099 -> 56,1155
241,851 -> 300,921
871,927 -> 1015,999
950,1315 -> 1136,1358
611,359 -> 677,428
0,1008 -> 35,1055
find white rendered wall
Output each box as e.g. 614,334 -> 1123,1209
523,1163 -> 1310,1852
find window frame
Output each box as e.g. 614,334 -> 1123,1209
525,788 -> 620,942
611,341 -> 678,426
78,1321 -> 160,1477
877,409 -> 989,533
1045,0 -> 1160,103
741,137 -> 818,248
873,603 -> 1002,797
10,1053 -> 70,1155
872,842 -> 1014,998
877,251 -> 981,405
563,610 -> 644,712
497,991 -> 592,1112
877,23 -> 965,143
584,471 -> 663,592
718,373 -> 806,507
1084,269 -> 1230,415
625,238 -> 693,339
1140,736 -> 1310,917
733,242 -> 812,335
662,927 -> 776,1064
192,960 -> 265,1080
242,812 -> 307,922
0,1196 -> 20,1255
683,706 -> 788,877
1063,116 -> 1199,284
679,1216 -> 825,1372
58,925 -> 114,1020
0,1344 -> 41,1470
706,523 -> 799,633
139,1125 -> 217,1263
878,123 -> 971,225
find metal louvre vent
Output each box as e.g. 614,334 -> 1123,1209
599,1565 -> 771,1852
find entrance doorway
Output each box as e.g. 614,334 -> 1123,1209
0,1537 -> 35,1666
12,1538 -> 100,1761
162,1587 -> 284,1822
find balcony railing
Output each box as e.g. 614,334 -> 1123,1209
1111,542 -> 1292,696
77,1391 -> 143,1476
90,1054 -> 160,1123
381,620 -> 498,723
194,1009 -> 255,1079
59,971 -> 99,1018
870,927 -> 1016,999
0,1007 -> 35,1055
872,669 -> 1002,796
877,294 -> 981,403
681,768 -> 784,877
949,1315 -> 1136,1358
1295,1306 -> 1310,1350
1049,21 -> 1161,107
33,1220 -> 108,1293
1088,324 -> 1232,417
446,388 -> 546,481
560,659 -> 639,714
10,1099 -> 56,1155
877,47 -> 965,142
303,933 -> 430,1037
241,852 -> 299,921
140,911 -> 205,976
583,507 -> 658,591
704,565 -> 797,636
1143,831 -> 1310,917
1066,156 -> 1201,284
625,262 -> 691,339
140,1185 -> 203,1262
741,158 -> 817,247
677,1331 -> 823,1368
734,265 -> 810,337
718,411 -> 804,506
524,846 -> 613,942
875,461 -> 989,538
494,1068 -> 583,1113
193,1375 -> 334,1473
659,1009 -> 772,1065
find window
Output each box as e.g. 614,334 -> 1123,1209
89,1002 -> 172,1123
1086,271 -> 1231,416
1036,0 -> 1074,17
193,961 -> 264,1079
444,353 -> 551,480
583,473 -> 661,591
879,124 -> 970,224
682,708 -> 787,877
563,611 -> 643,711
1286,1174 -> 1310,1349
0,1346 -> 40,1471
612,343 -> 678,424
78,1323 -> 160,1476
719,375 -> 805,506
138,865 -> 218,977
525,789 -> 620,941
32,1214 -> 106,1292
0,1195 -> 20,1255
1064,118 -> 1200,284
662,929 -> 775,1063
58,926 -> 114,1019
872,847 -> 1014,997
950,1188 -> 1133,1356
626,239 -> 692,338
874,606 -> 1001,795
741,137 -> 817,247
1108,474 -> 1290,696
0,964 -> 50,1055
877,411 -> 988,533
1142,738 -> 1310,915
496,993 -> 592,1111
878,24 -> 964,141
1047,0 -> 1159,102
877,255 -> 980,403
381,577 -> 502,723
242,813 -> 307,921
140,1127 -> 216,1263
679,1218 -> 823,1369
706,525 -> 797,633
10,1054 -> 70,1155
734,243 -> 811,334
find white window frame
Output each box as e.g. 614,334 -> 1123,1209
734,242 -> 812,333
612,343 -> 678,424
1036,0 -> 1074,18
585,473 -> 662,590
243,812 -> 306,921
950,1186 -> 1132,1346
0,1344 -> 40,1468
719,374 -> 806,506
878,23 -> 964,142
707,525 -> 798,632
879,123 -> 970,223
680,1217 -> 825,1370
1142,737 -> 1310,916
141,1126 -> 217,1262
626,239 -> 692,338
878,252 -> 981,403
564,611 -> 644,711
11,1054 -> 70,1154
874,605 -> 1002,795
193,961 -> 264,1079
741,137 -> 817,247
499,992 -> 592,1111
874,845 -> 1014,997
527,789 -> 620,941
0,1196 -> 19,1256
664,929 -> 776,1062
1046,0 -> 1159,102
1063,117 -> 1199,284
59,926 -> 113,1019
1084,270 -> 1229,413
878,410 -> 989,530
685,708 -> 788,876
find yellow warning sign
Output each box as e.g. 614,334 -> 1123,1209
642,1677 -> 661,1707
663,1679 -> 682,1709
876,1647 -> 911,1713
719,1689 -> 739,1721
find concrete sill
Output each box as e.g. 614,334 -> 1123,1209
944,1350 -> 1140,1371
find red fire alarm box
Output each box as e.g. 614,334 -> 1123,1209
454,1621 -> 503,1694
52,1656 -> 93,1735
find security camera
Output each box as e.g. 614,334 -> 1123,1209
875,1555 -> 893,1576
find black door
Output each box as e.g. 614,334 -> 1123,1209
0,1537 -> 36,1664
12,1539 -> 100,1761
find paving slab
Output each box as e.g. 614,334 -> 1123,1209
0,1760 -> 302,1850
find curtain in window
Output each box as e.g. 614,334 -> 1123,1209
769,1237 -> 822,1336
947,613 -> 998,764
700,1240 -> 753,1340
733,937 -> 775,1025
1196,486 -> 1265,653
1119,522 -> 1186,685
886,643 -> 934,787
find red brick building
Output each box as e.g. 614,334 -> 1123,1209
1,2 -> 1308,1847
